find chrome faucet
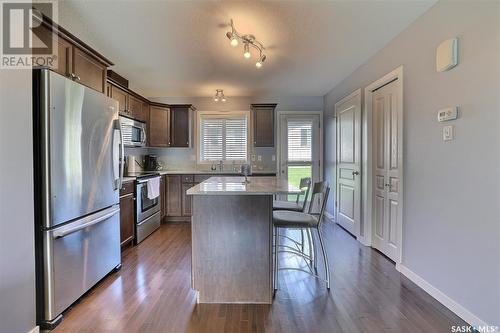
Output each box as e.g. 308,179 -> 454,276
218,160 -> 223,172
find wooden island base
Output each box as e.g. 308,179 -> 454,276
191,195 -> 273,303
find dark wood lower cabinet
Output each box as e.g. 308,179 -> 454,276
119,193 -> 135,247
160,175 -> 166,221
166,175 -> 182,218
181,183 -> 193,217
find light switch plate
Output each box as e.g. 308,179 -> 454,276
438,107 -> 458,122
257,155 -> 262,161
271,155 -> 276,162
443,125 -> 454,141
251,155 -> 256,161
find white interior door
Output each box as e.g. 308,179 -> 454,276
279,114 -> 320,201
372,79 -> 401,261
335,91 -> 361,237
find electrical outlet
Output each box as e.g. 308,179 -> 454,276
257,155 -> 262,161
443,125 -> 454,141
271,155 -> 276,161
251,155 -> 256,161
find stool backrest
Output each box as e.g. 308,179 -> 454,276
297,177 -> 312,212
307,181 -> 330,226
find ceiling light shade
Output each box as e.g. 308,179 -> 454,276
243,43 -> 251,59
255,54 -> 266,68
214,89 -> 226,102
226,31 -> 238,47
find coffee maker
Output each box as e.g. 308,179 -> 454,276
144,155 -> 162,171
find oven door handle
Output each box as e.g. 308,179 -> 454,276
137,176 -> 161,184
52,206 -> 120,239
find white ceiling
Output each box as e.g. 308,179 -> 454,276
58,0 -> 435,98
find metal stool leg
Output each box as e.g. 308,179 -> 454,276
274,227 -> 279,291
300,229 -> 305,252
306,228 -> 313,267
311,229 -> 318,271
316,227 -> 330,289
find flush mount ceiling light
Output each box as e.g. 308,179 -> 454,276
226,19 -> 267,69
213,89 -> 226,102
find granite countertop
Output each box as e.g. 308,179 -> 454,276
186,176 -> 301,196
122,169 -> 277,181
158,170 -> 277,175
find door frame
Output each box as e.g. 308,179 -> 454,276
334,89 -> 361,237
276,111 -> 324,183
362,66 -> 404,266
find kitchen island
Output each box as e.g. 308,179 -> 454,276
187,176 -> 301,304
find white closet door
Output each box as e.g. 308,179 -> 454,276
335,91 -> 361,237
372,79 -> 401,261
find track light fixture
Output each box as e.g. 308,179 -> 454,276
226,19 -> 267,69
214,89 -> 226,102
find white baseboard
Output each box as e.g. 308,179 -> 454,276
398,264 -> 489,327
27,326 -> 39,333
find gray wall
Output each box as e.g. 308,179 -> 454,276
324,1 -> 500,325
147,96 -> 323,171
0,70 -> 37,333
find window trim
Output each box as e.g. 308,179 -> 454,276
196,111 -> 250,165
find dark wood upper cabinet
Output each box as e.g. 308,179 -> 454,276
166,175 -> 182,217
141,101 -> 150,124
72,47 -> 107,93
149,105 -> 170,147
110,85 -> 129,114
252,104 -> 277,147
170,104 -> 194,147
128,95 -> 143,120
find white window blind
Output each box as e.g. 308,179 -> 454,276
200,115 -> 248,161
287,120 -> 312,161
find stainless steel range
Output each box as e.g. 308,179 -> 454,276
132,172 -> 162,244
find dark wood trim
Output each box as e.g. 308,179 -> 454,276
251,103 -> 278,108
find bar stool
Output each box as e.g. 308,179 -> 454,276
273,177 -> 312,212
273,177 -> 312,254
273,181 -> 331,290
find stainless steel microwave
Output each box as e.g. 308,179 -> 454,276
120,115 -> 146,147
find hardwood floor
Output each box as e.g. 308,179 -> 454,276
50,221 -> 466,333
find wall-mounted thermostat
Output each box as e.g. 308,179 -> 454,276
436,38 -> 458,72
437,107 -> 458,122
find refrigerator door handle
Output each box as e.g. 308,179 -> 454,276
112,119 -> 124,190
52,206 -> 120,239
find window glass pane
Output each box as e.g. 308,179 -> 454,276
288,120 -> 312,161
199,115 -> 248,161
226,118 -> 247,160
287,165 -> 312,201
201,118 -> 223,161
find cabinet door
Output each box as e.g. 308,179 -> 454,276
253,107 -> 275,147
141,101 -> 150,124
160,175 -> 166,220
129,95 -> 143,121
181,183 -> 192,216
72,47 -> 106,93
110,85 -> 129,115
119,193 -> 135,246
170,107 -> 190,147
37,26 -> 72,77
166,175 -> 182,217
149,106 -> 170,147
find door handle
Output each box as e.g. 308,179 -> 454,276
52,206 -> 120,238
352,171 -> 359,176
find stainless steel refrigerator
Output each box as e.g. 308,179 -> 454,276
33,68 -> 123,329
